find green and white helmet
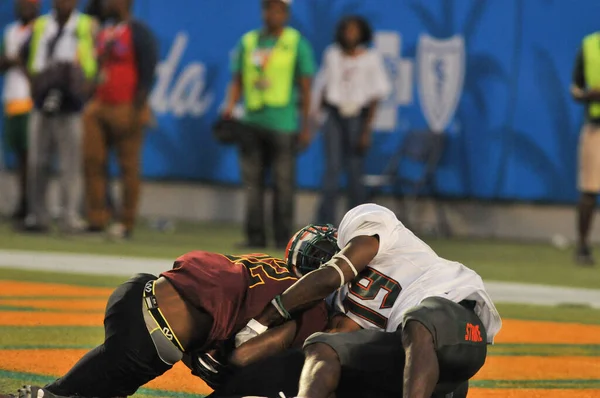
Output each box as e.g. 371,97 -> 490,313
285,224 -> 339,276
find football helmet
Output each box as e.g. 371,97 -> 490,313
285,224 -> 339,276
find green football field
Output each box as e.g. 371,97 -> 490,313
0,220 -> 599,289
0,220 -> 599,397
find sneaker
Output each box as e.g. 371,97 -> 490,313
16,215 -> 49,234
58,218 -> 87,235
107,223 -> 132,241
575,246 -> 595,267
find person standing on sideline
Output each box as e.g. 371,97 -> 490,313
223,0 -> 315,249
571,31 -> 600,266
21,0 -> 97,233
314,16 -> 390,224
0,0 -> 39,221
82,0 -> 158,240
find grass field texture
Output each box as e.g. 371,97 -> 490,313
0,221 -> 599,396
0,221 -> 599,289
0,271 -> 599,397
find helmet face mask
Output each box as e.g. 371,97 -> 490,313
285,224 -> 339,276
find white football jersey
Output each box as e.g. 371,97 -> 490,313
329,204 -> 502,343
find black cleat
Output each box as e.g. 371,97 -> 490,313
575,246 -> 595,267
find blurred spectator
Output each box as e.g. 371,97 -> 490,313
223,0 -> 315,249
83,0 -> 157,240
84,0 -> 109,25
20,0 -> 97,233
313,16 -> 390,224
0,0 -> 39,221
571,32 -> 600,266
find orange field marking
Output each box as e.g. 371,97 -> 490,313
474,356 -> 600,380
0,299 -> 106,311
0,312 -> 103,326
0,281 -> 112,298
495,319 -> 600,344
469,389 -> 600,398
0,349 -> 212,395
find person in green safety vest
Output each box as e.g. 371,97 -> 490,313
571,31 -> 600,267
17,0 -> 97,234
223,0 -> 316,250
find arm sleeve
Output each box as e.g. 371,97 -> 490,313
230,40 -> 243,75
289,301 -> 329,347
131,20 -> 159,95
337,204 -> 399,255
296,36 -> 316,77
573,48 -> 585,89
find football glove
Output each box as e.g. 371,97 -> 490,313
190,351 -> 232,390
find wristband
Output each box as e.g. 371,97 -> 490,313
271,295 -> 292,320
333,253 -> 358,277
247,318 -> 268,334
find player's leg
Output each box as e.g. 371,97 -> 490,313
300,330 -> 405,398
401,297 -> 488,397
208,348 -> 305,397
44,274 -> 175,398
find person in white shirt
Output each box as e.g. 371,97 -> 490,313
233,203 -> 502,398
314,16 -> 391,224
0,0 -> 39,221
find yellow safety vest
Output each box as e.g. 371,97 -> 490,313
28,14 -> 97,80
583,32 -> 600,118
242,27 -> 300,111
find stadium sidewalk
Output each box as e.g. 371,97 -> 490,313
0,249 -> 599,308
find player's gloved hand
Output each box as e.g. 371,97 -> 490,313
234,318 -> 268,347
190,351 -> 232,390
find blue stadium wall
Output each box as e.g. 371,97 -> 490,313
1,0 -> 599,203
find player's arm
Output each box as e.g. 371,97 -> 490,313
232,299 -> 329,365
255,234 -> 379,327
229,320 -> 298,367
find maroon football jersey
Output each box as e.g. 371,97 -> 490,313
160,251 -> 328,347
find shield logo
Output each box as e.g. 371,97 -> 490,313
417,34 -> 465,133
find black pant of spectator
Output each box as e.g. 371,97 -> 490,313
317,105 -> 367,225
239,125 -> 296,248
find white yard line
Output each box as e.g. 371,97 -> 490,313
0,250 -> 599,308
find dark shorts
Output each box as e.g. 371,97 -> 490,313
304,296 -> 487,397
3,112 -> 29,153
45,274 -> 172,398
210,297 -> 484,398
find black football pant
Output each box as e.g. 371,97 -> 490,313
45,274 -> 172,398
210,297 -> 485,398
239,125 -> 297,247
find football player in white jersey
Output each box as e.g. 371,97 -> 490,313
228,203 -> 502,398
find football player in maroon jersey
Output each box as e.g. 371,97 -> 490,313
11,225 -> 338,398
